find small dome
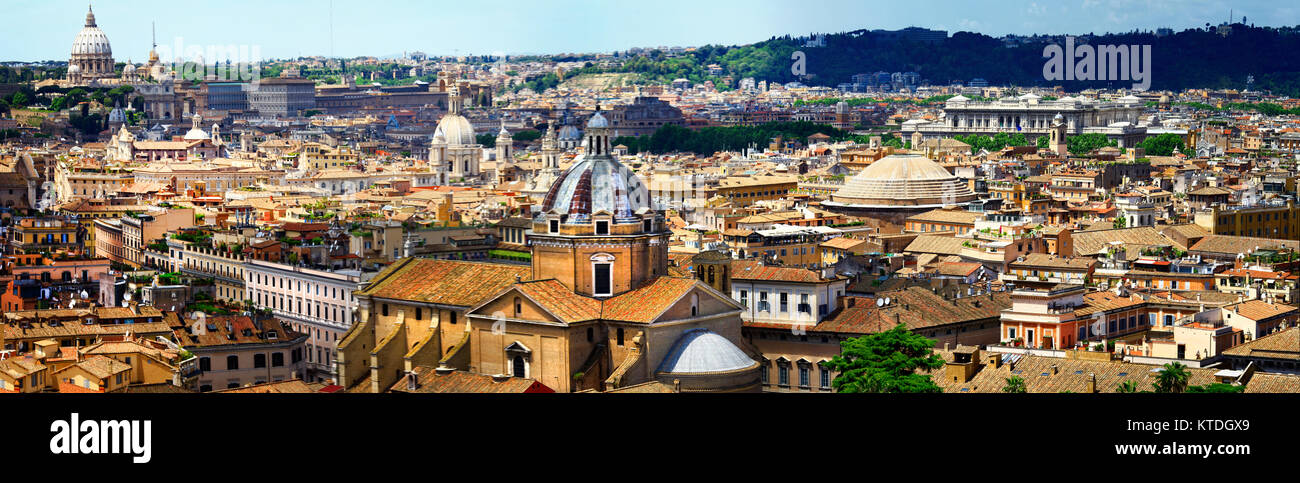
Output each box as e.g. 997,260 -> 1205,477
657,329 -> 757,374
587,111 -> 609,129
538,154 -> 650,224
183,127 -> 210,141
558,125 -> 581,140
433,113 -> 476,146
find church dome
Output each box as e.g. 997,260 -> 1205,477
183,127 -> 210,141
538,153 -> 650,224
557,124 -> 581,141
657,329 -> 758,374
587,111 -> 610,129
433,113 -> 476,146
71,8 -> 112,56
829,154 -> 977,208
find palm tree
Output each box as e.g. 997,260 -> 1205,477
1001,376 -> 1027,393
1153,362 -> 1191,393
1116,380 -> 1139,393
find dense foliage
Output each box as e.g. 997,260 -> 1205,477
612,121 -> 852,156
823,324 -> 945,393
554,24 -> 1300,96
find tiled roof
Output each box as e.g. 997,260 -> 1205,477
906,208 -> 982,225
1225,299 -> 1297,321
215,380 -> 316,393
173,316 -> 302,348
361,259 -> 531,308
603,277 -> 701,323
72,355 -> 131,380
4,321 -> 173,342
1222,327 -> 1300,360
1189,235 -> 1300,256
934,351 -> 1220,393
935,262 -> 981,277
514,280 -> 603,323
813,286 -> 1010,334
1011,253 -> 1096,270
1072,292 -> 1145,318
731,260 -> 834,283
1162,223 -> 1211,240
1244,372 -> 1300,393
820,236 -> 867,250
904,234 -> 966,256
1071,227 -> 1179,256
391,367 -> 554,393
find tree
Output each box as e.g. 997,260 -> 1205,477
1153,362 -> 1191,393
1066,133 -> 1117,155
1136,133 -> 1186,156
1116,380 -> 1140,393
1186,383 -> 1244,393
1113,216 -> 1127,229
1036,135 -> 1048,149
1001,376 -> 1027,393
823,324 -> 945,393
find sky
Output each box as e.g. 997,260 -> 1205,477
3,0 -> 1297,62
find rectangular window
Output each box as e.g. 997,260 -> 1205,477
594,263 -> 612,296
778,365 -> 789,386
820,367 -> 831,389
779,292 -> 788,313
799,366 -> 810,388
739,290 -> 748,306
595,220 -> 609,235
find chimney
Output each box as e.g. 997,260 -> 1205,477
986,352 -> 1001,368
944,342 -> 951,351
1086,373 -> 1097,393
1050,364 -> 1058,375
673,378 -> 681,393
406,371 -> 418,391
435,364 -> 453,375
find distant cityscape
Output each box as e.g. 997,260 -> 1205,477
4,4 -> 1300,396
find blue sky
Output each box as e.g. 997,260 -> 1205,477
4,0 -> 1297,61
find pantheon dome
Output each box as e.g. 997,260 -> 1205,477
69,6 -> 114,83
827,154 -> 977,208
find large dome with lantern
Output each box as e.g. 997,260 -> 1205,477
538,111 -> 649,224
67,5 -> 115,83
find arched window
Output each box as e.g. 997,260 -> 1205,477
514,297 -> 522,317
691,294 -> 699,317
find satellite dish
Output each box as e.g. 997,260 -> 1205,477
80,290 -> 89,299
884,297 -> 892,306
876,298 -> 885,307
123,292 -> 133,302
